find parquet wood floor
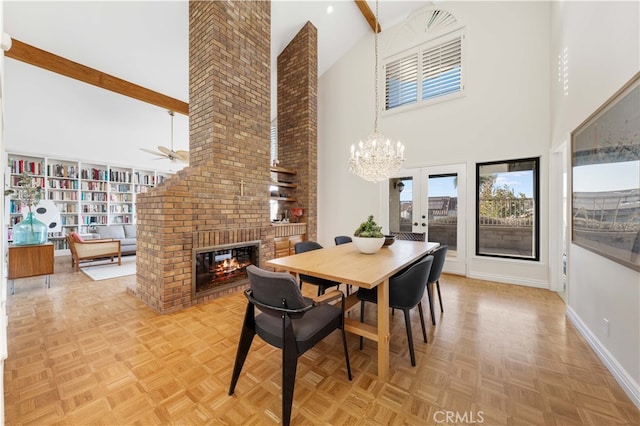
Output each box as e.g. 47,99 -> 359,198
4,256 -> 639,425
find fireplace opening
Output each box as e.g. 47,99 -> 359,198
192,240 -> 260,298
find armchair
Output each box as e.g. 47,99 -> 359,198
67,232 -> 121,272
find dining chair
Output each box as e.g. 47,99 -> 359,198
391,231 -> 426,242
426,245 -> 448,325
229,265 -> 352,426
294,241 -> 343,296
334,236 -> 353,294
334,235 -> 352,245
357,255 -> 434,366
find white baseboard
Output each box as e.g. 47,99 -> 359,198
468,271 -> 548,289
566,306 -> 640,409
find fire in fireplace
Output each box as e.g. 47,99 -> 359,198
192,240 -> 260,298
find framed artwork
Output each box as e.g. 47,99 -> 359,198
571,71 -> 640,272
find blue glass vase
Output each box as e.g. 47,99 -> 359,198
13,211 -> 47,245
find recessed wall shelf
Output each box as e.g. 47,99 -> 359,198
270,166 -> 298,203
271,181 -> 297,189
270,166 -> 296,175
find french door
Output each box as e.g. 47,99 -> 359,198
386,163 -> 467,275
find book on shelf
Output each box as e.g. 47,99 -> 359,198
8,159 -> 44,175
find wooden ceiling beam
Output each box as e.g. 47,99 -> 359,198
5,38 -> 189,116
354,0 -> 381,33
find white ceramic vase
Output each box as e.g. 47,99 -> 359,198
352,236 -> 385,254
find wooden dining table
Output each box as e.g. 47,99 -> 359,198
265,239 -> 440,379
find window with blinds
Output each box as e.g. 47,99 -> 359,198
385,55 -> 418,110
422,36 -> 462,100
384,32 -> 464,111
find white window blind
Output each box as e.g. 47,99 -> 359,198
384,31 -> 464,111
422,36 -> 462,101
385,54 -> 418,110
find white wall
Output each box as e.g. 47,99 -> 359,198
550,1 -> 640,405
3,1 -> 189,172
319,1 -> 551,287
1,1 -> 7,421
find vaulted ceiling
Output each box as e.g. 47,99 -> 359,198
2,1 -> 430,165
4,1 -> 430,113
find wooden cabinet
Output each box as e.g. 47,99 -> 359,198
8,243 -> 54,294
288,235 -> 304,253
274,237 -> 291,258
273,234 -> 306,259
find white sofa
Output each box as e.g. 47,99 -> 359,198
94,224 -> 136,255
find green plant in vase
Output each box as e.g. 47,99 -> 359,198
5,172 -> 47,245
354,215 -> 384,238
353,215 -> 385,254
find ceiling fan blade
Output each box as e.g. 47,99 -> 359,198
175,150 -> 189,162
157,146 -> 172,156
140,147 -> 167,158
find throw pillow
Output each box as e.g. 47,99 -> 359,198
70,231 -> 84,242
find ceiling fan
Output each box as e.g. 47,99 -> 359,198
141,110 -> 189,163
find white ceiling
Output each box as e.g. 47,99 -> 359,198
4,0 -> 430,106
272,1 -> 431,76
3,0 -> 431,162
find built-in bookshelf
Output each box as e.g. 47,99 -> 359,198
5,153 -> 171,250
47,158 -> 80,238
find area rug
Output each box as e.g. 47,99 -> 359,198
82,256 -> 136,281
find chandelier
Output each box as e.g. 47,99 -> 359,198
349,0 -> 405,183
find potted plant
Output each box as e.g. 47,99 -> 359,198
353,215 -> 385,254
5,172 -> 47,245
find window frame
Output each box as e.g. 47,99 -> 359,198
382,27 -> 465,115
475,157 -> 541,261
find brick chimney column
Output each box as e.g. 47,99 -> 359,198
277,22 -> 318,241
135,0 -> 272,314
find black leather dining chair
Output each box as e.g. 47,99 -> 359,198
334,236 -> 353,294
426,245 -> 448,325
357,255 -> 434,366
229,265 -> 352,426
294,241 -> 343,296
334,235 -> 352,245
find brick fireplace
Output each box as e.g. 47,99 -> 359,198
134,1 -> 273,314
133,1 -> 318,314
192,240 -> 261,299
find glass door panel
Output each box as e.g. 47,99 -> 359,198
390,164 -> 466,275
422,164 -> 466,275
427,174 -> 458,257
388,176 -> 415,233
